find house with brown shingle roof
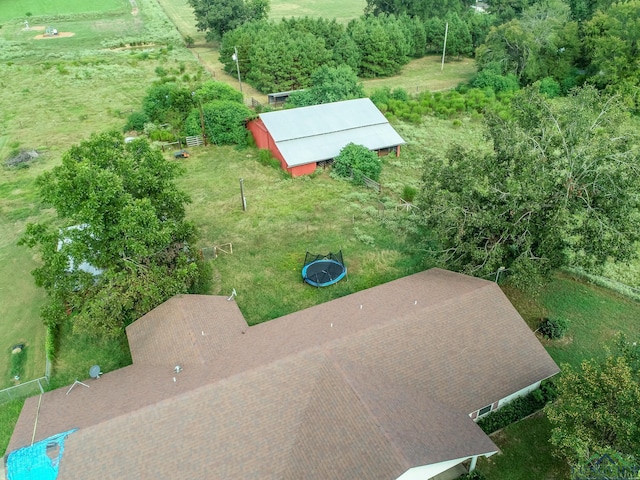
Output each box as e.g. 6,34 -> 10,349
5,268 -> 559,480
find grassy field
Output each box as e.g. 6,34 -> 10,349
479,412 -> 570,479
270,0 -> 366,22
0,0 -> 127,21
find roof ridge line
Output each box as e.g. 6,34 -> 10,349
324,352 -> 413,473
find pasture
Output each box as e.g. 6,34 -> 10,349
0,0 -> 128,21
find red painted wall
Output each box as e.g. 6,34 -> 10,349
247,118 -> 316,176
289,163 -> 317,177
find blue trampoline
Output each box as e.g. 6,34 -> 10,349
302,251 -> 347,287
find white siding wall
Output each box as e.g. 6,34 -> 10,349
497,381 -> 541,408
471,381 -> 543,421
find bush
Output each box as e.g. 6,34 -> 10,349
401,185 -> 417,203
539,316 -> 569,339
184,100 -> 254,146
332,143 -> 382,184
257,149 -> 280,169
460,471 -> 487,480
123,111 -> 149,132
538,77 -> 561,98
477,383 -> 556,434
46,324 -> 57,360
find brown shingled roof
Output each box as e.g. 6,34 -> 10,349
6,268 -> 558,479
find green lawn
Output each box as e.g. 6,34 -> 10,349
0,0 -> 128,22
269,0 -> 366,22
479,412 -> 570,480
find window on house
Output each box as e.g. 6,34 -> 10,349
479,404 -> 492,416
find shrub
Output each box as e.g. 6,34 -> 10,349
471,70 -> 519,93
195,80 -> 243,104
401,185 -> 417,203
460,471 -> 487,480
539,316 -> 569,339
477,383 -> 556,434
184,100 -> 253,146
123,111 -> 149,132
46,324 -> 57,360
332,143 -> 382,184
257,149 -> 280,169
538,77 -> 561,98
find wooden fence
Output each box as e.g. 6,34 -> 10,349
186,135 -> 204,147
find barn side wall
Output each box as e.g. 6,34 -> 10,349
247,118 -> 288,173
288,163 -> 318,177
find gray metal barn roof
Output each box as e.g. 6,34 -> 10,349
259,98 -> 406,167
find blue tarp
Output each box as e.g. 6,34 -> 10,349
7,429 -> 77,480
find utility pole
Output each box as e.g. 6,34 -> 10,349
441,22 -> 449,72
233,46 -> 243,93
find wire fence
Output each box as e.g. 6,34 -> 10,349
0,376 -> 49,404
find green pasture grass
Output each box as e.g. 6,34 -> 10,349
0,165 -> 51,389
506,274 -> 640,368
538,274 -> 640,368
270,0 -> 366,22
382,116 -> 489,196
362,56 -> 477,94
49,321 -> 132,390
0,0 -> 128,22
478,412 -> 570,480
178,146 -> 428,324
155,0 -> 205,42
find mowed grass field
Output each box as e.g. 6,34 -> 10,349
0,0 -> 127,20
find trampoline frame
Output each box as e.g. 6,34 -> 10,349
302,251 -> 347,287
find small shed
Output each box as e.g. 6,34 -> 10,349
267,90 -> 303,105
247,98 -> 406,177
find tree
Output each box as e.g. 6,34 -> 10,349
142,82 -> 196,129
347,15 -> 411,78
417,86 -> 640,287
286,65 -> 365,107
245,25 -> 332,92
188,0 -> 269,40
476,0 -> 579,85
332,143 -> 382,184
444,11 -> 473,57
545,336 -> 640,467
20,132 -> 206,338
582,1 -> 640,91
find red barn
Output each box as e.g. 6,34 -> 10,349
248,98 -> 406,177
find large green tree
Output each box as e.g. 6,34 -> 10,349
476,0 -> 579,85
188,0 -> 269,40
417,86 -> 640,287
582,1 -> 640,92
347,14 -> 411,78
20,132 -> 206,337
545,336 -> 640,468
